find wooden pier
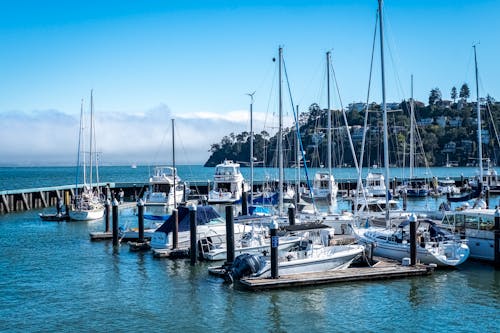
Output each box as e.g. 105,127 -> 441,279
213,258 -> 434,291
1,176 -> 471,215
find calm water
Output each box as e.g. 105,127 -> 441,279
0,165 -> 494,191
0,166 -> 499,332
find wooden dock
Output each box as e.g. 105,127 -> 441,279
152,247 -> 190,259
232,259 -> 434,291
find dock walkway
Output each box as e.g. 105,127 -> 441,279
233,259 -> 434,291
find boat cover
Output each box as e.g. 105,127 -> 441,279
154,205 -> 222,234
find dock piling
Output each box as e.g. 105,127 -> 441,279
137,199 -> 145,243
225,205 -> 235,265
112,199 -> 119,246
241,190 -> 248,216
409,214 -> 417,266
104,199 -> 110,233
189,204 -> 197,265
270,219 -> 279,279
288,205 -> 295,226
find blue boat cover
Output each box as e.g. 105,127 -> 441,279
154,205 -> 222,234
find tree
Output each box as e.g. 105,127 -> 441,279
428,87 -> 442,106
459,83 -> 470,102
451,86 -> 457,103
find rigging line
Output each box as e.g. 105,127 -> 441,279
282,57 -> 313,193
486,101 -> 500,151
357,9 -> 378,207
329,55 -> 361,175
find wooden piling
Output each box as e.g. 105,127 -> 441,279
112,199 -> 119,246
288,205 -> 295,226
189,205 -> 197,265
225,205 -> 235,265
137,199 -> 145,243
270,219 -> 279,279
409,214 -> 417,266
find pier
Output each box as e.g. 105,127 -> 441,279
231,259 -> 435,291
1,177 -> 470,215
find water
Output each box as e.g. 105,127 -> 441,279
0,166 -> 499,332
0,164 -> 493,191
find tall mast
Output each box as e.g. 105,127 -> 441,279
76,99 -> 85,196
327,51 -> 332,178
296,104 -> 300,208
89,89 -> 94,191
409,74 -> 415,180
248,92 -> 255,206
172,118 -> 177,207
474,45 -> 483,182
378,0 -> 390,223
278,46 -> 284,215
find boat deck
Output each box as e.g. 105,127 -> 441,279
232,258 -> 434,291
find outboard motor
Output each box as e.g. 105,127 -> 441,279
226,253 -> 263,282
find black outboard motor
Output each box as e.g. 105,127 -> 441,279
226,253 -> 263,282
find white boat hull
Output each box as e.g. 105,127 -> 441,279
69,208 -> 104,221
252,244 -> 364,278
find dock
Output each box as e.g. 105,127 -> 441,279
210,258 -> 434,291
1,176 -> 472,215
152,247 -> 190,258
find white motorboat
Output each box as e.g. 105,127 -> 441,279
363,172 -> 387,197
353,217 -> 470,267
309,171 -> 338,202
208,160 -> 249,204
228,236 -> 364,280
143,166 -> 185,206
203,229 -> 302,261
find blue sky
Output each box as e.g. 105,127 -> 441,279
0,0 -> 499,165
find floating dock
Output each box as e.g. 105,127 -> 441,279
210,258 -> 434,291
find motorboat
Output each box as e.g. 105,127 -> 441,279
208,160 -> 249,204
228,230 -> 364,280
202,225 -> 302,261
143,166 -> 185,206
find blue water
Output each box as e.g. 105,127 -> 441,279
0,166 -> 499,332
0,165 -> 492,191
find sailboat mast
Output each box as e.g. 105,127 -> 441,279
75,99 -> 84,196
249,93 -> 255,206
172,118 -> 177,207
296,104 -> 300,208
474,45 -> 483,182
409,74 -> 415,180
327,51 -> 332,175
278,46 -> 284,215
89,89 -> 94,191
378,0 -> 390,222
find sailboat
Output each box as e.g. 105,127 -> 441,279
69,91 -> 105,221
310,52 -> 339,204
352,1 -> 469,267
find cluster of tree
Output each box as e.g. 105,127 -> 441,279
429,83 -> 472,106
205,89 -> 500,168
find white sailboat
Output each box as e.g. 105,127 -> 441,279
311,52 -> 339,204
352,1 -> 469,267
70,91 -> 104,221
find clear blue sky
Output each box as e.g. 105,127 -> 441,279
1,0 -> 499,165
